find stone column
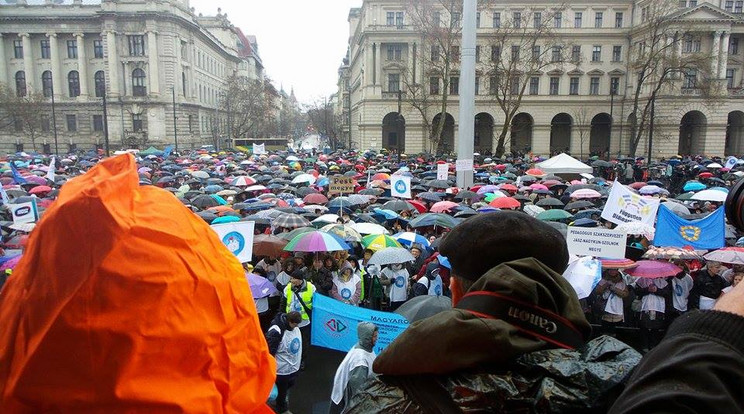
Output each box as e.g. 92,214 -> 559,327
105,30 -> 120,96
47,33 -> 62,98
712,30 -> 722,77
19,33 -> 35,91
147,30 -> 160,96
0,34 -> 7,86
75,33 -> 89,97
719,31 -> 730,79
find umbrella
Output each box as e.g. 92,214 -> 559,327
537,209 -> 573,221
690,189 -> 727,202
28,185 -> 52,195
661,201 -> 690,215
321,224 -> 363,242
211,216 -> 240,224
273,213 -> 311,229
279,226 -> 315,241
639,185 -> 665,195
615,221 -> 655,240
348,194 -> 373,206
683,181 -> 706,192
523,204 -> 545,217
362,234 -> 402,251
246,272 -> 279,299
232,176 -> 257,187
291,173 -> 317,185
570,189 -> 602,199
312,214 -> 341,225
303,193 -> 328,204
426,180 -> 450,189
564,200 -> 595,211
190,194 -> 220,209
454,190 -> 479,200
252,234 -> 288,257
418,192 -> 445,202
383,199 -> 417,212
368,247 -> 415,266
408,200 -> 428,214
393,232 -> 431,248
351,222 -> 389,235
430,201 -> 459,213
642,246 -> 703,261
408,213 -> 459,229
625,260 -> 682,278
536,198 -> 564,207
599,258 -> 638,270
394,295 -> 452,322
489,197 -> 520,209
284,230 -> 350,252
525,168 -> 546,177
704,247 -> 744,265
191,170 -> 210,179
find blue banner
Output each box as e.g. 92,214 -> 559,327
9,163 -> 26,184
163,145 -> 174,158
654,205 -> 725,249
311,293 -> 409,354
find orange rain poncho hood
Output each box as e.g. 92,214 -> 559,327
0,154 -> 275,412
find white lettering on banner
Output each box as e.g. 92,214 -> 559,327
437,163 -> 449,180
601,180 -> 660,227
566,227 -> 627,259
456,159 -> 474,172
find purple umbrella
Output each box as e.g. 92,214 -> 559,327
25,175 -> 47,185
625,260 -> 681,279
246,272 -> 278,299
0,255 -> 22,271
476,185 -> 500,195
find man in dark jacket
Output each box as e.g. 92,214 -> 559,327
689,261 -> 728,310
305,257 -> 333,296
346,212 -> 641,413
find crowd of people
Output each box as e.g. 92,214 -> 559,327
1,146 -> 744,413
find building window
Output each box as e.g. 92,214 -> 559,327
132,68 -> 147,96
684,69 -> 697,88
15,71 -> 26,97
571,45 -> 581,62
554,12 -> 562,28
449,76 -> 459,95
128,35 -> 145,56
574,12 -> 583,28
450,46 -> 460,61
476,12 -> 481,28
430,76 -> 440,95
94,70 -> 106,97
592,45 -> 602,62
683,35 -> 701,53
730,37 -> 739,55
594,12 -> 603,28
529,76 -> 539,95
589,77 -> 600,95
737,1 -> 743,13
475,45 -> 481,62
188,115 -> 194,132
612,45 -> 622,62
66,114 -> 77,132
94,39 -> 104,58
41,115 -> 50,133
552,46 -> 562,62
93,115 -> 104,132
513,12 -> 522,28
431,45 -> 440,62
475,76 -> 480,94
615,12 -> 624,28
14,117 -> 23,132
549,77 -> 560,95
132,114 -> 143,132
433,11 -> 441,27
387,44 -> 402,61
452,12 -> 461,28
42,70 -> 53,97
511,45 -> 520,61
491,45 -> 501,62
68,70 -> 80,97
396,12 -> 404,28
489,76 -> 499,94
182,72 -> 187,96
388,73 -> 400,92
727,69 -> 736,88
67,40 -> 78,59
13,40 -> 23,59
386,12 -> 394,26
532,45 -> 541,61
533,12 -> 542,28
610,77 -> 620,94
726,1 -> 734,11
570,77 -> 580,95
493,12 -> 501,28
510,76 -> 520,95
40,40 -> 50,59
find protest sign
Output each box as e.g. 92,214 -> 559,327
456,159 -> 474,172
252,143 -> 266,155
566,227 -> 627,259
390,176 -> 412,199
601,180 -> 660,226
311,294 -> 409,353
211,221 -> 255,263
11,199 -> 39,225
329,176 -> 355,195
437,163 -> 449,180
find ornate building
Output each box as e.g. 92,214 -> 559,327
0,0 -> 264,153
339,0 -> 744,158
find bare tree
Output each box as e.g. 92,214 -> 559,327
626,0 -> 720,156
480,4 -> 569,157
222,75 -> 279,139
305,98 -> 340,149
0,83 -> 47,152
573,107 -> 591,160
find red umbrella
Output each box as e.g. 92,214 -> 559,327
629,182 -> 646,190
525,168 -> 546,177
529,183 -> 549,190
543,180 -> 563,187
489,197 -> 521,209
408,200 -> 428,213
28,185 -> 52,195
500,184 -> 518,192
698,172 -> 714,179
303,193 -> 329,204
430,201 -> 459,213
625,260 -> 682,278
372,173 -> 390,180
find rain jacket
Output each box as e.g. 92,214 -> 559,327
0,154 -> 276,413
346,258 -> 641,413
329,322 -> 378,414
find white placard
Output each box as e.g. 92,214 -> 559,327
390,176 -> 412,199
601,180 -> 660,227
252,143 -> 266,155
211,221 -> 256,263
11,200 -> 39,225
437,163 -> 449,180
566,227 -> 627,259
455,159 -> 473,172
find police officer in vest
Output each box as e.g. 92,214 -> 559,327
281,269 -> 316,369
266,311 -> 303,414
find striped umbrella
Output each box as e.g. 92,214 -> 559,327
393,232 -> 431,248
273,213 -> 311,229
284,230 -> 350,252
362,234 -> 402,251
321,224 -> 363,242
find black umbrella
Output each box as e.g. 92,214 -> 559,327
564,200 -> 595,210
536,198 -> 564,207
426,180 -> 450,189
418,192 -> 445,202
454,190 -> 479,200
191,194 -> 220,209
382,200 -> 416,212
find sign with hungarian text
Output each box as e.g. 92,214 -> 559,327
567,227 -> 627,259
601,180 -> 660,227
329,176 -> 355,195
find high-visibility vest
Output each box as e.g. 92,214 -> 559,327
284,281 -> 316,321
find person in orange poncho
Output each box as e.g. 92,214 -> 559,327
0,154 -> 276,413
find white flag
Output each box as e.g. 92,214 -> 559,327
46,156 -> 56,183
601,180 -> 660,227
0,186 -> 9,205
390,176 -> 412,199
252,143 -> 266,155
211,221 -> 256,263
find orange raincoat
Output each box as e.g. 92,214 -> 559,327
0,154 -> 275,413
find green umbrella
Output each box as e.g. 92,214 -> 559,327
537,209 -> 573,221
675,191 -> 695,200
278,226 -> 315,241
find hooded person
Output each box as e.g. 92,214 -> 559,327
346,212 -> 641,413
331,262 -> 362,306
329,322 -> 379,414
0,154 -> 276,413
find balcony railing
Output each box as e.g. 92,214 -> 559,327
681,87 -> 701,96
382,91 -> 407,99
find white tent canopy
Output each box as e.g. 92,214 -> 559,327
536,153 -> 593,174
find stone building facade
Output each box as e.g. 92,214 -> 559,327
339,0 -> 744,159
0,0 -> 264,154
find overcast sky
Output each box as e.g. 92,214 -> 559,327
190,0 -> 363,107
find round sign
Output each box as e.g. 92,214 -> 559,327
340,288 -> 352,300
394,276 -> 405,288
394,180 -> 407,194
434,284 -> 442,296
222,231 -> 245,255
289,337 -> 301,354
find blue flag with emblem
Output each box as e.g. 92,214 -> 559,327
9,163 -> 26,184
654,205 -> 725,249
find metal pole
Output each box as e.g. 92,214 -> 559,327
609,91 -> 614,161
102,88 -> 110,157
50,84 -> 59,156
647,97 -> 655,162
456,0 -> 476,189
172,86 -> 178,153
348,91 -> 352,149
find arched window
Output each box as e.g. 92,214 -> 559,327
42,70 -> 53,97
15,71 -> 26,97
68,70 -> 80,97
94,70 -> 106,98
132,68 -> 146,96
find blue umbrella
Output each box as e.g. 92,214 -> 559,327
683,181 -> 706,192
393,232 -> 431,248
212,216 -> 240,224
210,194 -> 228,205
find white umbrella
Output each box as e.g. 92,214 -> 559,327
291,173 -> 316,185
244,184 -> 267,192
707,162 -> 723,169
661,201 -> 690,216
368,247 -> 415,266
312,214 -> 341,224
523,204 -> 545,218
691,189 -> 727,202
351,222 -> 389,235
616,221 -> 655,240
191,170 -> 210,179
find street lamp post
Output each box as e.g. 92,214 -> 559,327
609,84 -> 616,161
647,97 -> 656,162
456,0 -> 476,189
50,84 -> 59,156
102,86 -> 110,157
172,86 -> 179,153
